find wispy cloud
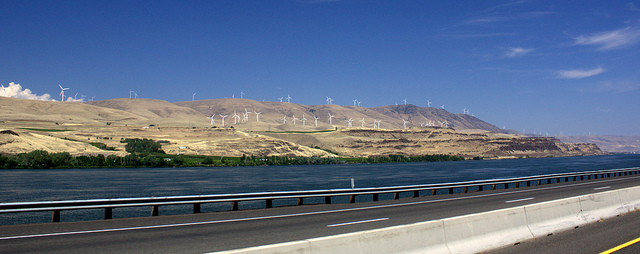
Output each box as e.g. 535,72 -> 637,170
575,27 -> 640,50
588,80 -> 640,93
504,47 -> 534,57
557,67 -> 606,79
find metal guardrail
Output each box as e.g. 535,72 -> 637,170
1,167 -> 639,223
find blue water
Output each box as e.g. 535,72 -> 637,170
1,154 -> 639,225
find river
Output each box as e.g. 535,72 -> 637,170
1,154 -> 639,225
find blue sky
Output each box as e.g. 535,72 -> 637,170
2,0 -> 639,136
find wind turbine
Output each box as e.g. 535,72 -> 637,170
129,89 -> 135,99
59,84 -> 70,101
377,120 -> 382,129
441,105 -> 445,109
232,111 -> 240,124
292,115 -> 298,125
254,111 -> 261,122
0,84 -> 4,96
243,108 -> 251,122
134,92 -> 138,99
240,90 -> 244,99
301,114 -> 307,126
90,96 -> 95,101
353,99 -> 358,107
278,97 -> 283,102
403,98 -> 407,105
402,119 -> 409,129
192,93 -> 196,101
427,100 -> 431,107
286,94 -> 292,103
346,118 -> 353,127
360,118 -> 365,127
357,101 -> 361,107
282,115 -> 287,124
328,113 -> 334,125
220,114 -> 228,127
313,116 -> 319,127
208,114 -> 216,125
326,96 -> 333,104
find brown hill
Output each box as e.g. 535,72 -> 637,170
88,98 -> 206,126
558,135 -> 640,153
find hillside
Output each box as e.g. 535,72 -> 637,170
558,135 -> 640,153
0,97 -> 606,159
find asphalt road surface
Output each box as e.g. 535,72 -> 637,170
1,175 -> 640,253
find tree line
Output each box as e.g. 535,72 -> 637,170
0,150 -> 464,169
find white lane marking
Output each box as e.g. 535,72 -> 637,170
594,186 -> 611,191
2,175 -> 638,241
505,197 -> 534,203
327,218 -> 389,228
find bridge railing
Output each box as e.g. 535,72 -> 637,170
1,167 -> 638,223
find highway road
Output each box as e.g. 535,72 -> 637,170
1,175 -> 640,253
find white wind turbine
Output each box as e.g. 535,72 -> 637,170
292,115 -> 298,125
352,99 -> 358,106
402,119 -> 409,129
59,84 -> 70,101
313,116 -> 319,127
90,96 -> 95,101
360,118 -> 365,127
357,101 -> 361,107
326,96 -> 333,104
254,111 -> 261,122
328,113 -> 334,125
286,94 -> 292,103
232,111 -> 241,124
346,118 -> 353,127
301,114 -> 307,126
441,105 -> 445,109
208,114 -> 216,125
278,97 -> 283,102
243,108 -> 251,122
427,100 -> 431,107
282,115 -> 287,124
240,90 -> 244,99
220,114 -> 228,127
403,98 -> 407,105
0,84 -> 5,96
129,89 -> 135,99
377,120 -> 382,129
192,93 -> 196,101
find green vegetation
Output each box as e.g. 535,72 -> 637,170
0,150 -> 464,169
121,138 -> 165,154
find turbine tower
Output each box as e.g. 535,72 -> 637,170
282,115 -> 287,124
328,113 -> 334,125
402,119 -> 409,129
353,99 -> 358,107
232,111 -> 240,124
292,115 -> 298,125
240,90 -> 244,99
208,114 -> 216,125
220,114 -> 228,127
129,89 -> 135,99
278,97 -> 283,102
360,118 -> 365,127
313,116 -> 319,127
427,100 -> 431,107
192,93 -> 196,101
346,118 -> 353,127
286,94 -> 292,103
326,96 -> 333,104
58,84 -> 70,101
254,111 -> 261,122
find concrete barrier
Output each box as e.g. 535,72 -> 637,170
211,186 -> 640,254
524,197 -> 585,237
579,190 -> 623,223
443,207 -> 532,254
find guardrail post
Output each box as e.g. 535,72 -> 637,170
51,210 -> 60,223
491,184 -> 496,190
537,179 -> 541,185
105,207 -> 113,219
504,183 -> 509,189
565,177 -> 569,182
463,186 -> 468,193
478,185 -> 483,191
194,203 -> 201,214
413,190 -> 419,198
515,182 -> 520,188
556,177 -> 561,183
325,196 -> 332,204
232,201 -> 239,211
373,193 -> 379,201
526,181 -> 531,187
395,192 -> 401,199
449,188 -> 454,194
431,189 -> 436,196
266,199 -> 273,208
349,195 -> 356,203
151,205 -> 159,216
297,197 -> 304,206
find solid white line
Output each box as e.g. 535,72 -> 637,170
505,197 -> 534,203
2,175 -> 638,241
594,186 -> 611,191
327,218 -> 389,227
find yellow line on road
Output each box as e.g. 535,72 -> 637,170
600,236 -> 640,254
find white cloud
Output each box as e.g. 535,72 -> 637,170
504,47 -> 534,57
575,27 -> 640,50
1,82 -> 55,101
591,80 -> 640,93
557,67 -> 606,79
